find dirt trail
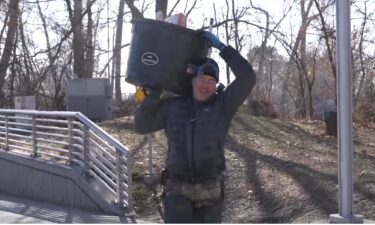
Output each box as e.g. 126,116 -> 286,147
100,114 -> 375,223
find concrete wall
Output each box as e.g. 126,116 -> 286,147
0,151 -> 120,215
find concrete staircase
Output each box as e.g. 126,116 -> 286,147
0,193 -> 138,224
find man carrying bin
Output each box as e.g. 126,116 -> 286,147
134,31 -> 256,223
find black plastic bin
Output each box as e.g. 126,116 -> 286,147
125,19 -> 208,96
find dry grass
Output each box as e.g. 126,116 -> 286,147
100,113 -> 375,223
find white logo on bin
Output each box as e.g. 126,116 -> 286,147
141,52 -> 159,66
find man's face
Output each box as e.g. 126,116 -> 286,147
192,75 -> 217,102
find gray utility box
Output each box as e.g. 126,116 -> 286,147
66,79 -> 112,121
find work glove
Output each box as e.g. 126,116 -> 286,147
134,87 -> 162,103
201,31 -> 225,51
216,82 -> 226,93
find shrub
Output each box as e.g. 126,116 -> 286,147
245,99 -> 278,118
354,102 -> 375,125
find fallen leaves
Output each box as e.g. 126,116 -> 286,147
98,114 -> 375,223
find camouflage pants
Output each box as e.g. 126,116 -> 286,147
163,176 -> 224,223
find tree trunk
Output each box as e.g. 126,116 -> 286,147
353,1 -> 368,107
9,28 -> 18,107
155,0 -> 168,17
0,13 -> 9,43
267,46 -> 274,102
297,0 -> 310,118
0,0 -> 19,106
38,0 -> 65,110
73,0 -> 85,78
308,47 -> 318,119
231,0 -> 239,51
19,15 -> 37,94
119,0 -> 143,102
113,0 -> 125,107
250,0 -> 270,101
314,0 -> 336,102
124,0 -> 143,20
224,0 -> 231,84
86,0 -> 94,78
283,0 -> 314,118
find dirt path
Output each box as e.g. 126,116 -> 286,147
100,114 -> 375,223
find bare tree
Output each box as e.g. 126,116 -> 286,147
0,0 -> 19,106
113,0 -> 126,107
296,0 -> 314,118
156,0 -> 168,17
245,0 -> 293,116
124,0 -> 143,20
72,0 -> 85,78
250,0 -> 270,85
67,0 -> 96,79
313,0 -> 336,101
307,44 -> 319,118
212,0 -> 248,84
36,0 -> 69,110
0,11 -> 9,45
221,0 -> 231,84
275,0 -> 332,118
9,20 -> 18,107
231,0 -> 240,51
214,0 -> 231,84
18,11 -> 38,95
352,0 -> 370,107
183,0 -> 197,18
86,0 -> 94,78
0,0 -> 373,122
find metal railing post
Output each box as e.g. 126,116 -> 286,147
115,149 -> 124,208
83,124 -> 90,176
31,115 -> 38,157
67,117 -> 73,166
127,152 -> 133,211
5,114 -> 9,151
148,134 -> 153,175
0,109 -> 133,213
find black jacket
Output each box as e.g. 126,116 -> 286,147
134,46 -> 256,178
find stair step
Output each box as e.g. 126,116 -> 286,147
0,193 -> 135,223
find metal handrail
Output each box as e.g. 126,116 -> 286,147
0,109 -> 132,211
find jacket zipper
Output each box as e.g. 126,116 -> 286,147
190,118 -> 196,178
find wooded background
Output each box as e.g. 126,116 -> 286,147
0,0 -> 374,123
